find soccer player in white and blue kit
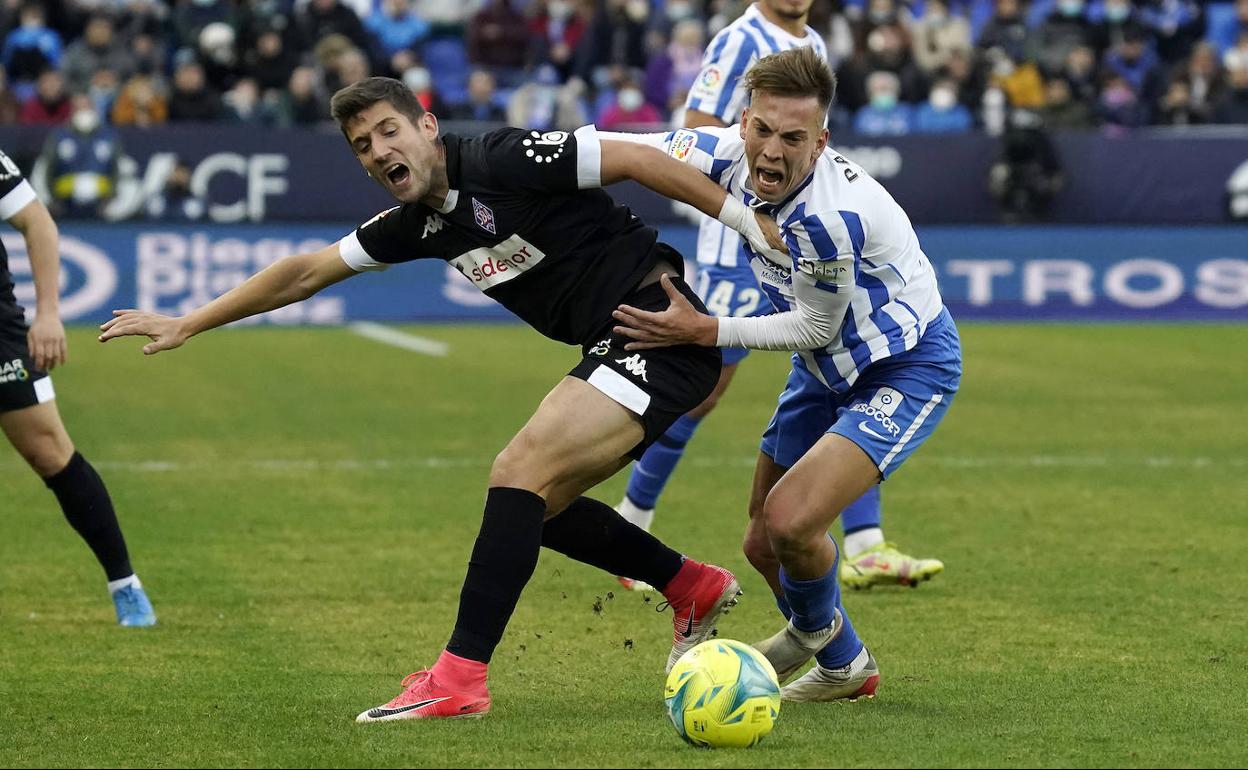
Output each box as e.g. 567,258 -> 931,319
611,48 -> 962,700
617,0 -> 943,592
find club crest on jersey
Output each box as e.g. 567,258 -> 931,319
472,198 -> 497,234
669,130 -> 697,162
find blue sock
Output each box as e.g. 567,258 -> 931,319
778,539 -> 864,669
840,485 -> 881,535
624,414 -> 702,509
775,592 -> 793,620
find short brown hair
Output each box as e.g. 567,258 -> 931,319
742,47 -> 837,113
330,77 -> 425,132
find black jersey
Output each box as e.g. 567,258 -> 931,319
0,148 -> 36,336
339,126 -> 666,346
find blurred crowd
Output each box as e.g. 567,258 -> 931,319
0,0 -> 1246,138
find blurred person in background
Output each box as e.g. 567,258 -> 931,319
296,0 -> 373,64
197,20 -> 241,93
573,0 -> 650,84
33,93 -> 120,218
110,72 -> 168,127
913,75 -> 972,133
448,68 -> 506,122
0,143 -> 156,626
415,0 -> 482,37
401,63 -> 449,114
1091,0 -> 1144,55
1060,43 -> 1100,105
273,65 -> 329,126
19,68 -> 70,125
168,58 -> 223,122
910,0 -> 972,77
1102,24 -> 1164,113
146,159 -> 202,221
84,67 -> 120,121
1,2 -> 63,97
62,12 -> 133,95
1212,50 -> 1248,124
642,18 -> 704,113
1154,77 -> 1202,126
837,21 -> 927,114
1030,0 -> 1096,76
365,0 -> 430,61
243,23 -> 299,94
224,76 -> 278,125
505,62 -> 587,130
988,46 -> 1045,109
853,69 -> 913,135
467,0 -> 530,83
334,45 -> 371,89
0,65 -> 23,124
1139,0 -> 1204,65
527,0 -> 589,79
1040,75 -> 1094,129
1097,72 -> 1149,132
171,0 -> 231,53
1178,41 -> 1227,119
597,75 -> 660,128
976,0 -> 1032,64
988,108 -> 1063,222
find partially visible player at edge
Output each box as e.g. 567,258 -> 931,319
610,47 -> 963,701
615,0 -> 944,593
100,77 -> 787,722
0,147 -> 155,627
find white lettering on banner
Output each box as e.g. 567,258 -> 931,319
1103,259 -> 1184,309
449,235 -> 546,291
944,259 -> 1014,305
6,234 -> 118,321
107,151 -> 290,223
135,233 -> 343,324
1195,259 -> 1248,308
1023,260 -> 1095,306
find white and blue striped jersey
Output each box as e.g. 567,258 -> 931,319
652,125 -> 948,395
685,3 -> 827,268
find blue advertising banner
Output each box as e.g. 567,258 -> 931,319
2,125 -> 1246,225
7,223 -> 1244,325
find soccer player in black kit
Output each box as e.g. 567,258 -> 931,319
0,148 -> 155,626
101,77 -> 784,721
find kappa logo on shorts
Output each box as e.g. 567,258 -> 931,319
0,358 -> 29,384
615,354 -> 649,382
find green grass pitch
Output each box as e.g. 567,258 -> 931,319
1,323 -> 1245,768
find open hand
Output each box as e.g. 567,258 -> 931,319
98,310 -> 189,355
612,274 -> 717,351
27,314 -> 67,371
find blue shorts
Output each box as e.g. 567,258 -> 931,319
760,310 -> 962,479
695,262 -> 773,366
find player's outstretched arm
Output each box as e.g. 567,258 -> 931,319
598,138 -> 785,255
99,243 -> 356,355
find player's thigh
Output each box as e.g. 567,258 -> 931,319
764,433 -> 880,545
0,400 -> 75,477
492,376 -> 644,495
743,451 -> 787,565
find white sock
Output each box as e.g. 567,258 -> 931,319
107,574 -> 141,594
616,497 -> 655,533
825,644 -> 870,674
843,528 -> 885,558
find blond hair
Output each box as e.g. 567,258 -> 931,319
742,47 -> 836,113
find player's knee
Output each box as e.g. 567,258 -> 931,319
489,438 -> 553,492
742,529 -> 776,573
17,433 -> 74,478
761,494 -> 815,557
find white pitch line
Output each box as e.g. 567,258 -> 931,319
2,454 -> 1243,474
349,322 -> 449,357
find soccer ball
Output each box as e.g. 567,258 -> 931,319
664,639 -> 781,748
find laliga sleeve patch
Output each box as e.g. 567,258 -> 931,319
668,129 -> 698,162
797,255 -> 854,287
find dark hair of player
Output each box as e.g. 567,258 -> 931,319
330,77 -> 427,133
742,47 -> 837,114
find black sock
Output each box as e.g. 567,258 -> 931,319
541,497 -> 684,590
446,487 -> 547,664
44,452 -> 133,582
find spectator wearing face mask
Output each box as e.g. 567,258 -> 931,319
1091,0 -> 1144,56
853,69 -> 913,136
32,93 -> 122,219
910,0 -> 971,77
597,77 -> 661,129
913,78 -> 972,133
402,64 -> 450,115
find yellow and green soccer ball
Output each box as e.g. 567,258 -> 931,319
664,639 -> 781,748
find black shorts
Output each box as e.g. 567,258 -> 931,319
569,274 -> 722,460
0,323 -> 53,414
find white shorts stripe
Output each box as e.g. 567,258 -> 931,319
586,364 -> 651,416
878,393 -> 941,473
33,376 -> 55,404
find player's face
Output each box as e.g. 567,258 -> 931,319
346,100 -> 441,203
740,90 -> 828,203
761,0 -> 814,21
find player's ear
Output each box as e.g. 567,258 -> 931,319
814,127 -> 829,160
421,111 -> 439,138
739,108 -> 750,139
